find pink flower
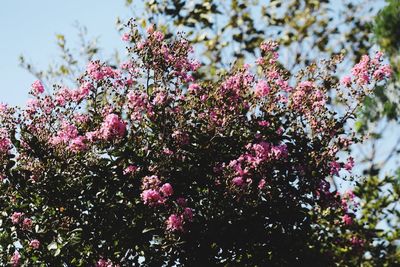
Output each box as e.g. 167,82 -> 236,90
232,177 -> 244,187
141,189 -> 163,205
350,236 -> 365,248
258,120 -> 269,127
29,239 -> 40,249
161,148 -> 172,155
22,218 -> 33,230
85,131 -> 100,142
254,80 -> 270,97
136,40 -> 145,50
351,55 -> 370,85
0,128 -> 11,154
0,103 -> 7,112
176,197 -> 187,207
152,91 -> 167,105
260,40 -> 278,53
342,214 -> 353,225
258,179 -> 266,189
166,214 -> 184,232
153,31 -> 164,41
68,136 -> 87,152
146,25 -> 154,34
373,64 -> 392,80
122,33 -> 131,42
329,161 -> 341,176
340,76 -> 352,87
271,144 -> 288,159
87,61 -> 104,80
344,157 -> 354,171
31,80 -> 44,95
160,183 -> 173,197
123,165 -> 138,175
190,60 -> 201,71
50,122 -> 78,146
86,62 -> 118,81
100,114 -> 126,140
11,212 -> 23,224
10,251 -> 20,267
183,207 -> 194,221
188,83 -> 201,93
96,258 -> 118,267
142,175 -> 161,189
255,57 -> 264,65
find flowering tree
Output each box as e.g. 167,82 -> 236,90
0,22 -> 394,266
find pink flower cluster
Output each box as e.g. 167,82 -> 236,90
291,81 -> 326,113
350,236 -> 365,249
29,239 -> 40,249
244,141 -> 288,167
166,200 -> 194,232
166,214 -> 184,232
227,141 -> 288,189
340,190 -> 358,213
96,258 -> 120,267
136,26 -> 200,82
54,83 -> 92,106
330,156 -> 355,176
351,53 -> 391,85
31,80 -> 44,95
87,61 -> 119,81
0,128 -> 11,154
342,214 -> 353,225
254,80 -> 270,97
99,114 -> 126,140
10,251 -> 20,267
11,212 -> 24,224
220,71 -> 254,102
259,40 -> 279,65
140,175 -> 173,206
126,91 -> 152,121
11,212 -> 33,230
123,165 -> 138,175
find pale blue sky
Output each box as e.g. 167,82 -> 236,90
0,0 -> 134,106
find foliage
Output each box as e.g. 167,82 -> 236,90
0,22 -> 395,266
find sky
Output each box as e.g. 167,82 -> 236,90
0,0 -> 133,106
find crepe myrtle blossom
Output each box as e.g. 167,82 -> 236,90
10,251 -> 20,267
341,76 -> 352,87
0,128 -> 11,154
96,258 -> 120,267
11,212 -> 23,225
344,157 -> 355,171
31,80 -> 44,95
99,114 -> 126,140
342,214 -> 353,225
166,214 -> 184,232
351,54 -> 391,85
22,218 -> 33,230
160,183 -> 173,197
123,165 -> 138,175
254,80 -> 270,97
29,239 -> 40,249
122,33 -> 131,42
0,23 -> 392,266
141,189 -> 163,205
